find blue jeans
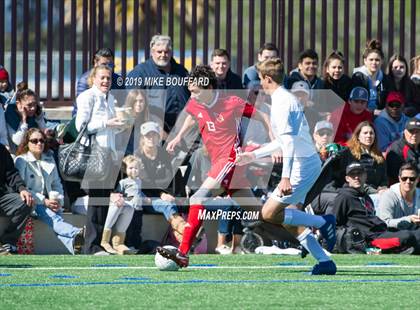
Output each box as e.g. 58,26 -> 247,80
143,199 -> 178,221
203,198 -> 243,235
35,205 -> 81,254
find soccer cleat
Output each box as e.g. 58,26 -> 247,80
156,246 -> 189,268
311,260 -> 337,275
319,215 -> 337,252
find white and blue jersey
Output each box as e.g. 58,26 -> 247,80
253,86 -> 321,204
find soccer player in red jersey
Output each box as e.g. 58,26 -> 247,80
157,65 -> 271,267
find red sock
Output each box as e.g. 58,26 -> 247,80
179,204 -> 204,255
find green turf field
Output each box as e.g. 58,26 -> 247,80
1,254 -> 419,309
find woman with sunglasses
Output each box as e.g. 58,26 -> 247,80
14,128 -> 83,254
374,91 -> 409,153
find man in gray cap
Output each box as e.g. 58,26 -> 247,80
387,117 -> 420,184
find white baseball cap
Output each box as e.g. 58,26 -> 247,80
314,120 -> 333,133
291,81 -> 310,95
140,121 -> 160,135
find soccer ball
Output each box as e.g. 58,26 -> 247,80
154,245 -> 180,271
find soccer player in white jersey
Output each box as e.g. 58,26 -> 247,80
237,58 -> 337,275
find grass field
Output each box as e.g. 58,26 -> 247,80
1,254 -> 419,309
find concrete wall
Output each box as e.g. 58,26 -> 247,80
0,214 -> 219,254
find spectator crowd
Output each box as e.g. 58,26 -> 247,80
1,35 -> 420,256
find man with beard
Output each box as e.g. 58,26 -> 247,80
127,35 -> 190,133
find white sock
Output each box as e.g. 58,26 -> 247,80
283,208 -> 326,228
297,229 -> 330,262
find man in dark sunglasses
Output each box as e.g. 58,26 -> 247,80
374,91 -> 409,152
313,120 -> 334,155
328,162 -> 420,254
377,163 -> 420,234
386,117 -> 420,184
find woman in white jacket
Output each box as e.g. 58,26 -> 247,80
15,128 -> 82,254
75,65 -> 125,255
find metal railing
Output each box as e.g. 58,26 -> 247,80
0,0 -> 418,105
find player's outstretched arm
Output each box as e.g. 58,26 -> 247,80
166,114 -> 196,154
236,152 -> 256,166
252,109 -> 275,142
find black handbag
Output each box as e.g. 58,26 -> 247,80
58,107 -> 111,182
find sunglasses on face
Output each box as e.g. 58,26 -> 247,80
317,129 -> 332,137
388,101 -> 402,109
29,138 -> 45,144
400,176 -> 416,182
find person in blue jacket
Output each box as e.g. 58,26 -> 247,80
126,35 -> 190,134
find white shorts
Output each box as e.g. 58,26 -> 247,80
270,154 -> 321,205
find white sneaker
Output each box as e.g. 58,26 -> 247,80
232,246 -> 245,254
93,250 -> 111,256
215,245 -> 232,255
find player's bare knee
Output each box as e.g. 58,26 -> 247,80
261,204 -> 285,222
286,203 -> 303,211
283,224 -> 299,237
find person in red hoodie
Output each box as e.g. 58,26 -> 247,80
330,86 -> 373,145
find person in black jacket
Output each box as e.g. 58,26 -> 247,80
387,54 -> 418,117
210,49 -> 243,91
322,51 -> 353,102
0,144 -> 34,254
126,121 -> 186,249
328,162 -> 420,253
386,117 -> 420,185
284,49 -> 324,90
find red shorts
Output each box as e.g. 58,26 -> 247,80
207,159 -> 250,189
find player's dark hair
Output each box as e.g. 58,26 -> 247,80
189,65 -> 217,89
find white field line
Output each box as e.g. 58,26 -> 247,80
1,265 -> 420,271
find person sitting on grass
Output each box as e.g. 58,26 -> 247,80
376,162 -> 420,232
327,162 -> 420,254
